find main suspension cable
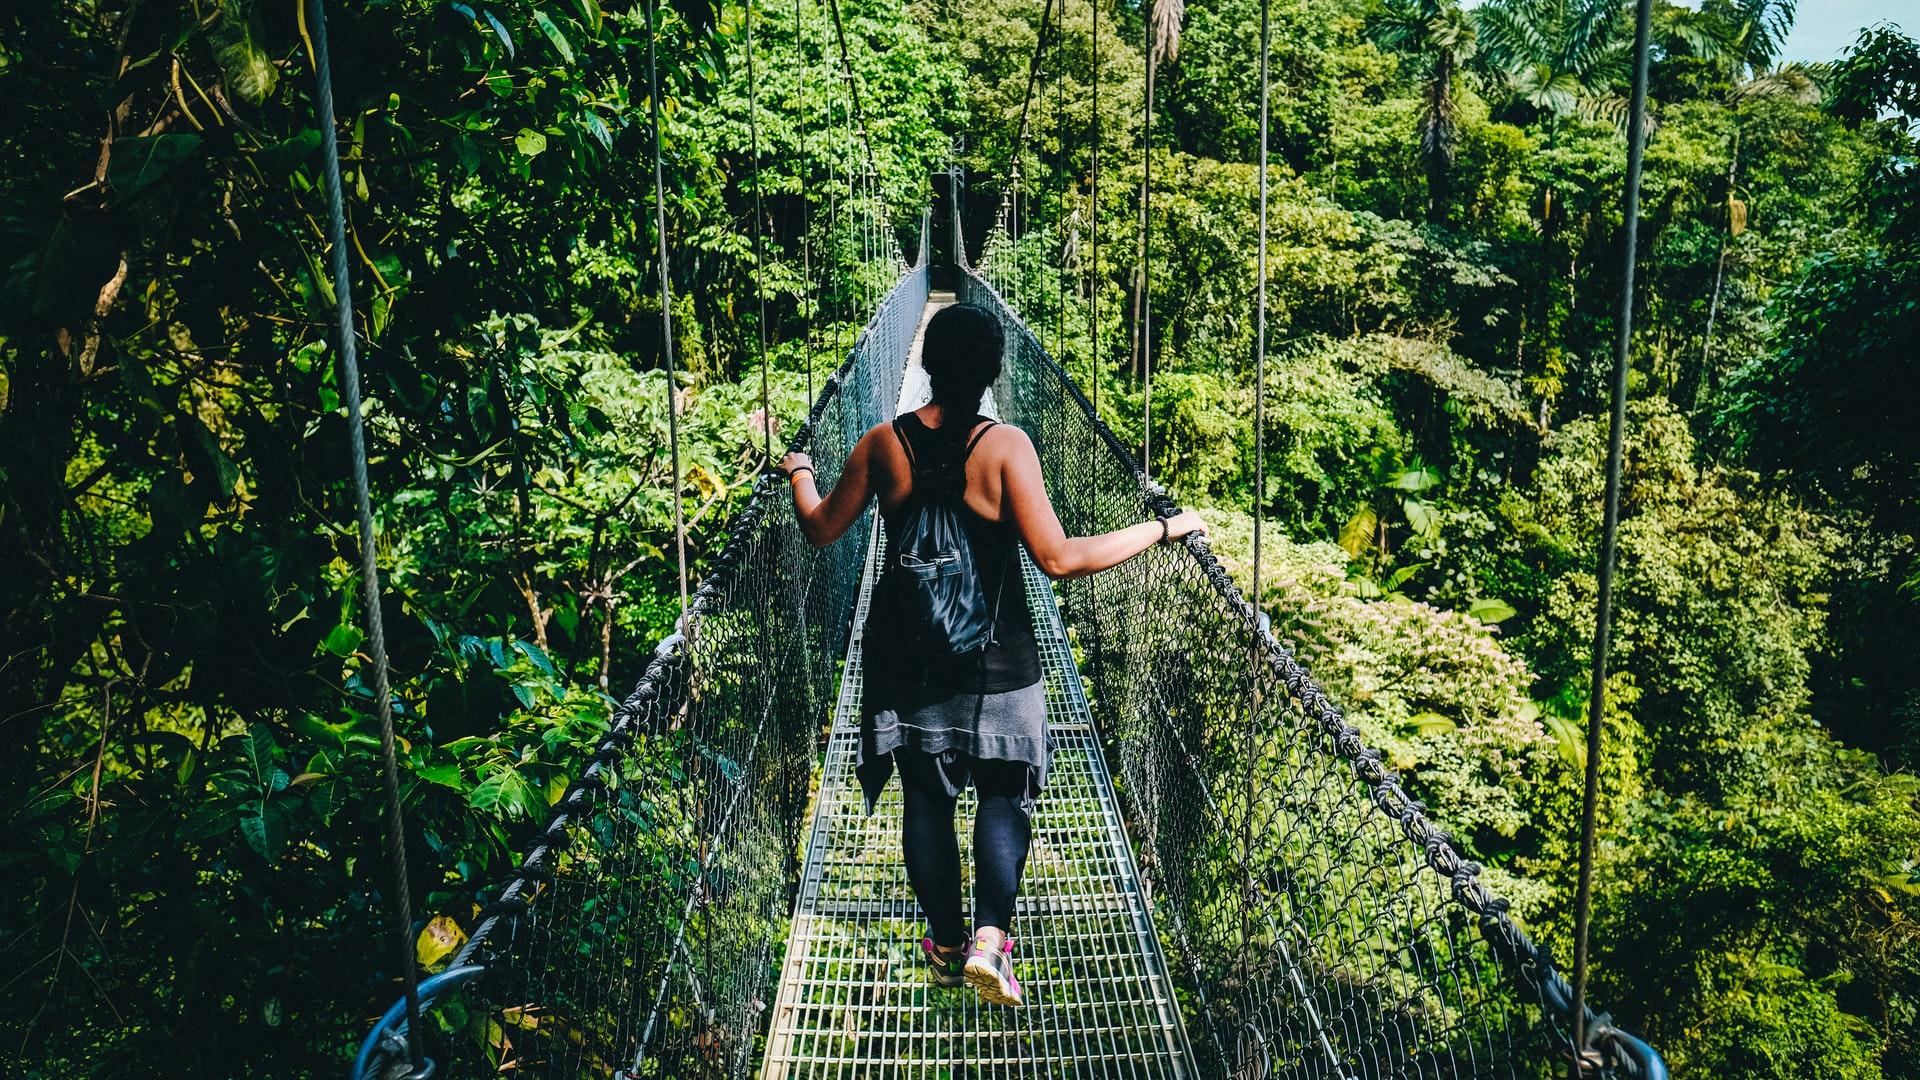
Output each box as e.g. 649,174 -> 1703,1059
1569,0 -> 1655,1071
306,0 -> 423,1073
644,0 -> 690,623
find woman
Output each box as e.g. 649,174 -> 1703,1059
779,303 -> 1205,1007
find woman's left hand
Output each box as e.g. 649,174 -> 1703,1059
779,451 -> 813,479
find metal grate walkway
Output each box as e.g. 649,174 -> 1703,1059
760,300 -> 1198,1079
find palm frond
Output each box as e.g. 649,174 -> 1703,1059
1737,61 -> 1821,103
1575,92 -> 1661,134
1151,0 -> 1185,64
1474,0 -> 1554,74
1657,2 -> 1731,61
1559,0 -> 1627,77
1429,5 -> 1477,58
1735,0 -> 1797,72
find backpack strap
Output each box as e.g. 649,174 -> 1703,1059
891,417 -> 918,473
960,419 -> 998,462
894,415 -> 995,478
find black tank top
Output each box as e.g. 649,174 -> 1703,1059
868,412 -> 1041,695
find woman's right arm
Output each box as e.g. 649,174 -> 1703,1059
999,428 -> 1206,580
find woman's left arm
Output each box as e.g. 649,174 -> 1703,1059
781,425 -> 882,548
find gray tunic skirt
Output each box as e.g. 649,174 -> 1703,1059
858,678 -> 1051,814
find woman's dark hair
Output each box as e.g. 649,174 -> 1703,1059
921,303 -> 1005,414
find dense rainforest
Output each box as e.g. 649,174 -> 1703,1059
2,0 -> 1917,1074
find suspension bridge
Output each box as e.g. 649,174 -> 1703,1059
308,0 -> 1673,1070
350,230 -> 1663,1078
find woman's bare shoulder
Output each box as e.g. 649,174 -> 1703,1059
984,420 -> 1030,443
856,420 -> 901,453
977,421 -> 1035,461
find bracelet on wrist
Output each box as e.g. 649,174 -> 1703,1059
787,466 -> 814,482
1157,517 -> 1170,544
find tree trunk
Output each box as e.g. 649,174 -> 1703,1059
1133,42 -> 1156,384
1694,126 -> 1740,412
598,598 -> 615,692
1424,53 -> 1454,223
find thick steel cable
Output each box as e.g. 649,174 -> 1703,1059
996,0 -> 1058,316
1250,0 -> 1269,633
1138,10 -> 1156,472
825,0 -> 885,204
1088,0 -> 1100,419
644,0 -> 690,622
798,0 -> 816,408
1009,0 -> 1058,186
1054,11 -> 1068,362
1242,0 -> 1270,1032
1570,0 -> 1655,1071
746,0 -> 771,465
823,47 -> 839,372
307,0 -> 423,1072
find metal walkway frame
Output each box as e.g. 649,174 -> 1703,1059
762,297 -> 1196,1078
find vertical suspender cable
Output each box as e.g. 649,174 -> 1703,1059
821,4 -> 840,369
1007,0 -> 1057,310
1088,0 -> 1099,419
307,1 -> 423,1073
798,0 -> 816,408
1250,0 -> 1269,623
1054,11 -> 1067,360
1242,0 -> 1271,1016
1138,8 -> 1156,473
1569,0 -> 1654,1072
645,0 -> 691,623
746,0 -> 771,465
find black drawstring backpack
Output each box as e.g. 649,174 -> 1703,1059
869,418 -> 1007,659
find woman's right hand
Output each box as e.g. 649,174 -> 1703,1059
1163,509 -> 1207,541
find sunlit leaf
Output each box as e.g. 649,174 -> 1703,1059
1467,597 -> 1518,624
416,914 -> 468,972
533,10 -> 576,64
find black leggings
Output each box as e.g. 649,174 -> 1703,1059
898,752 -> 1033,948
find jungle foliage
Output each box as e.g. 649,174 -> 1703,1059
1,0 -> 1917,1075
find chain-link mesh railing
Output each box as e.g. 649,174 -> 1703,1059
353,266 -> 927,1080
965,266 -> 1662,1080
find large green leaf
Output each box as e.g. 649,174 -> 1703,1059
239,803 -> 292,860
532,10 -> 576,64
108,134 -> 204,201
469,769 -> 544,819
1467,597 -> 1518,624
210,4 -> 279,103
